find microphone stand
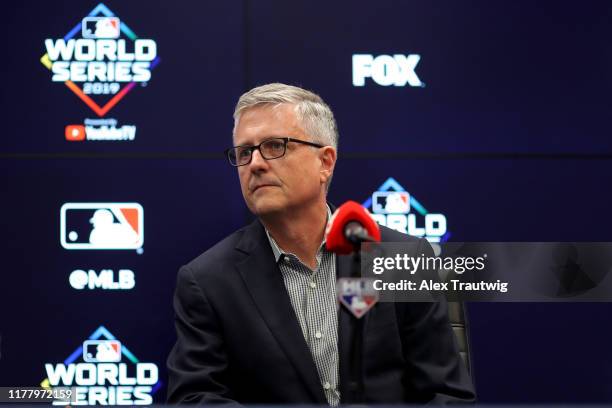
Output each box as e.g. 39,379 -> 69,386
339,220 -> 377,404
348,243 -> 365,404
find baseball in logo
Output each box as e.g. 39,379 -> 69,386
41,3 -> 160,142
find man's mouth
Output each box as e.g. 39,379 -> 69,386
252,184 -> 277,192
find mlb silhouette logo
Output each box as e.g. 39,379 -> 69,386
81,17 -> 121,39
60,203 -> 144,250
83,340 -> 122,363
372,191 -> 410,214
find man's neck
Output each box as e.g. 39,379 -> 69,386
260,200 -> 328,270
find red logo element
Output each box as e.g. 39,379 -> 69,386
65,125 -> 86,141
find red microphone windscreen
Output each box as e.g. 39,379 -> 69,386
326,201 -> 381,254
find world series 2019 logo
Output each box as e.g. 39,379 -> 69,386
41,326 -> 161,405
41,3 -> 160,142
363,177 -> 449,243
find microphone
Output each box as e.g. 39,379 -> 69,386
326,201 -> 381,255
326,202 -> 382,403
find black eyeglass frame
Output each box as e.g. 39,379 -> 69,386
224,137 -> 325,166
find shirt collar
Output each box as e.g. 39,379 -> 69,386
265,205 -> 332,263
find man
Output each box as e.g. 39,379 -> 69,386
167,83 -> 475,405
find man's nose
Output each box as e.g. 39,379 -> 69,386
248,149 -> 268,171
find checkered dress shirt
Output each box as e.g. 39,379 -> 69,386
265,208 -> 340,406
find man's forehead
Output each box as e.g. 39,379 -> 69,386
234,103 -> 302,142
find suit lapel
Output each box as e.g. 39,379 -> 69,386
235,220 -> 327,404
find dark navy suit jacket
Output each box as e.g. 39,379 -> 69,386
167,217 -> 476,404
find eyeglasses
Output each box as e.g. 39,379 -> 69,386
225,137 -> 325,166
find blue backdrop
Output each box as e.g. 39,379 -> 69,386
1,0 -> 611,403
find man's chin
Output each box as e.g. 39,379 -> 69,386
248,197 -> 286,217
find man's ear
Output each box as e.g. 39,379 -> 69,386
319,146 -> 337,184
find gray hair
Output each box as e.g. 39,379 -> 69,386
233,83 -> 339,150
